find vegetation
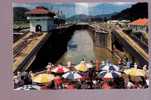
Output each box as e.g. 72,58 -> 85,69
13,7 -> 30,31
111,2 -> 148,21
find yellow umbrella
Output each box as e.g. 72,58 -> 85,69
124,68 -> 146,77
32,73 -> 54,84
74,64 -> 88,72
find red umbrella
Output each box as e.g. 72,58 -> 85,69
51,65 -> 69,74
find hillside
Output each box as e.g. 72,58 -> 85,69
13,7 -> 29,21
111,2 -> 148,21
66,12 -> 117,22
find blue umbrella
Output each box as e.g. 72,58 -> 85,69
62,71 -> 82,80
98,70 -> 121,79
100,63 -> 119,71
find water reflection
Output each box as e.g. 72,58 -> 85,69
57,30 -> 117,65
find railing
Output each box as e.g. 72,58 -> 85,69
128,34 -> 148,53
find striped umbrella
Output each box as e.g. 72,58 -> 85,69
100,63 -> 119,71
98,70 -> 121,79
62,71 -> 82,80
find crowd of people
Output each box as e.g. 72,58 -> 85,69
13,58 -> 149,90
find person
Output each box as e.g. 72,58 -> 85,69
13,74 -> 20,88
21,71 -> 32,88
101,81 -> 112,89
127,80 -> 135,89
46,62 -> 52,74
66,83 -> 75,89
143,65 -> 148,72
134,63 -> 138,68
29,71 -> 34,78
80,58 -> 86,64
117,58 -> 121,64
101,61 -> 105,66
67,61 -> 72,68
95,59 -> 100,72
126,60 -> 131,69
48,80 -> 55,89
86,60 -> 93,69
54,76 -> 62,89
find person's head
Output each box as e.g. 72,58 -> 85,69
81,58 -> 85,61
90,60 -> 94,63
134,63 -> 137,68
67,61 -> 72,66
101,61 -> 105,65
29,71 -> 32,74
143,65 -> 148,71
48,62 -> 52,65
17,71 -> 21,76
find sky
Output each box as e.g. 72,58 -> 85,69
13,2 -> 137,18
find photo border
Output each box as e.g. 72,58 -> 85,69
0,0 -> 150,100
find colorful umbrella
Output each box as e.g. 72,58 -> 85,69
62,71 -> 82,80
124,68 -> 146,77
98,70 -> 121,79
51,65 -> 69,73
100,63 -> 119,71
32,73 -> 54,84
74,64 -> 88,72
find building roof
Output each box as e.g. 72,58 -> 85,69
25,6 -> 55,16
129,18 -> 149,26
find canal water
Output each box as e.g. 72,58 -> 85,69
29,29 -> 118,72
57,30 -> 117,65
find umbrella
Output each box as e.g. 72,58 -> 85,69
98,70 -> 121,79
14,85 -> 41,90
32,73 -> 54,84
100,63 -> 119,71
51,65 -> 69,73
124,68 -> 146,77
74,64 -> 88,72
62,71 -> 82,80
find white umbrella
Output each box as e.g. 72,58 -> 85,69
98,70 -> 121,79
62,71 -> 82,80
101,63 -> 119,71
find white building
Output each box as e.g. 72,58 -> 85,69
25,6 -> 56,32
107,20 -> 119,25
128,18 -> 149,33
119,20 -> 130,27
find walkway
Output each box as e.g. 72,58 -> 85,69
13,32 -> 48,72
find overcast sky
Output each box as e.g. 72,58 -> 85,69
13,2 -> 137,18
